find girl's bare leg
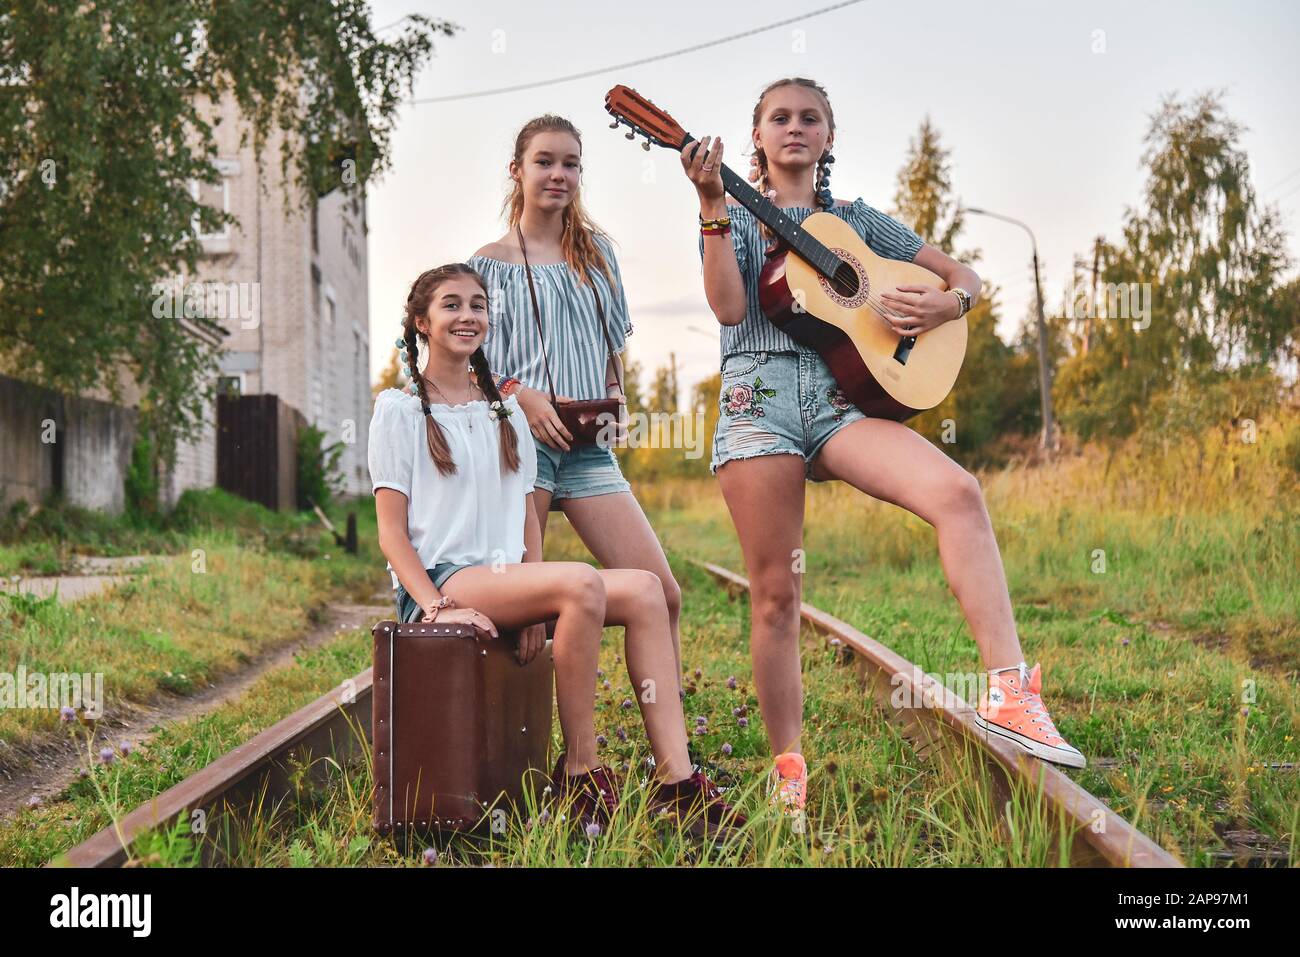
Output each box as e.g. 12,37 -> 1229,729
564,492 -> 684,682
595,567 -> 692,782
714,453 -> 809,757
441,560 -> 605,771
810,417 -> 1024,670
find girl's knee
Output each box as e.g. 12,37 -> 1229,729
750,575 -> 800,632
558,563 -> 606,616
626,570 -> 671,619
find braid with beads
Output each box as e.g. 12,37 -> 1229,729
748,77 -> 837,244
399,264 -> 521,477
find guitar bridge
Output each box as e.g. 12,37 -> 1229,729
892,336 -> 917,365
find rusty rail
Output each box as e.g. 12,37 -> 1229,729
52,671 -> 373,867
55,562 -> 1179,867
692,559 -> 1180,867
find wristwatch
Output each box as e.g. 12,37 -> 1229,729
950,287 -> 973,318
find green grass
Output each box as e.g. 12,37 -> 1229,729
3,413 -> 1296,867
0,488 -> 385,764
19,557 -> 1094,868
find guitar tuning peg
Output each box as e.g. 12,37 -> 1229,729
642,139 -> 651,151
609,119 -> 619,129
625,130 -> 635,140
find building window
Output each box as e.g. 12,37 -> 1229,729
190,177 -> 230,240
217,374 -> 243,396
311,197 -> 319,254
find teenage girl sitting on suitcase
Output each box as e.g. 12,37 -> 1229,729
368,263 -> 743,838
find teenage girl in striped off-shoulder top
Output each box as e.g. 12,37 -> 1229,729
466,115 -> 690,697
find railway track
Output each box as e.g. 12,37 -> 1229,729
51,559 -> 1179,868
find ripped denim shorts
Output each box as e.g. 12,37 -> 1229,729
711,349 -> 867,481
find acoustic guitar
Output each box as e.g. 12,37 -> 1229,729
605,84 -> 968,420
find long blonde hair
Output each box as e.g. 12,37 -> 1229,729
502,114 -> 615,289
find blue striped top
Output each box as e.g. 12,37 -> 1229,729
466,233 -> 633,401
699,197 -> 925,358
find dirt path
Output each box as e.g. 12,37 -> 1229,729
0,599 -> 391,823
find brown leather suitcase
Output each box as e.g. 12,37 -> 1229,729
371,619 -> 555,839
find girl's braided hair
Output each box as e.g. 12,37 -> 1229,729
749,76 -> 837,244
400,264 -> 521,477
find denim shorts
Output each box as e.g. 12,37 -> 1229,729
394,562 -> 473,623
711,349 -> 867,480
533,434 -> 631,509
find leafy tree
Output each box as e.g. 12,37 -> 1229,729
890,118 -> 1037,463
1055,90 -> 1297,442
0,3 -> 452,480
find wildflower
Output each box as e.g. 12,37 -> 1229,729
99,747 -> 115,765
596,734 -> 607,747
722,743 -> 733,756
60,706 -> 76,723
727,676 -> 737,690
422,847 -> 439,865
585,822 -> 602,839
695,716 -> 707,726
738,717 -> 749,728
620,698 -> 633,710
616,728 -> 627,742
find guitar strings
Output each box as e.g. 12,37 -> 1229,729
729,172 -> 929,333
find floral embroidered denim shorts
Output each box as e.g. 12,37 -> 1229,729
712,349 -> 867,480
533,434 -> 631,509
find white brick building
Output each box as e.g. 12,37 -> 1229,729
160,87 -> 373,505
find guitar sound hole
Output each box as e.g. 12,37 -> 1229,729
830,261 -> 859,298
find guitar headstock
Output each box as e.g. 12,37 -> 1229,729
604,85 -> 687,151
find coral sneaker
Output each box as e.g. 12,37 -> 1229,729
768,752 -> 808,817
975,663 -> 1086,768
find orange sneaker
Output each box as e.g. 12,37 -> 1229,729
975,663 -> 1086,769
768,752 -> 808,817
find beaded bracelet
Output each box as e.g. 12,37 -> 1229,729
698,213 -> 732,228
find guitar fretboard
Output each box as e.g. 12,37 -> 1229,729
715,163 -> 844,281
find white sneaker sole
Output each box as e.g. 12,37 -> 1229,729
975,713 -> 1087,769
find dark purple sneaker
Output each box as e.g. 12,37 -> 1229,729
550,751 -> 621,831
648,770 -> 747,841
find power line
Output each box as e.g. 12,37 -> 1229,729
407,0 -> 869,105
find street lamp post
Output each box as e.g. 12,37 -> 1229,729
964,206 -> 1057,453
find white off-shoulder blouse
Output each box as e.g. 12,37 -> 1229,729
367,388 -> 537,591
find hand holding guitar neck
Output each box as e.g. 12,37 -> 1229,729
606,83 -> 969,421
681,134 -> 725,205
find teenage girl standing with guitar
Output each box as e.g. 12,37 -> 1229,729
467,115 -> 688,692
679,77 -> 1086,818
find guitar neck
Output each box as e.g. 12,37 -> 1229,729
713,161 -> 843,281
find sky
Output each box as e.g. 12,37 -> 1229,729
363,0 -> 1300,400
